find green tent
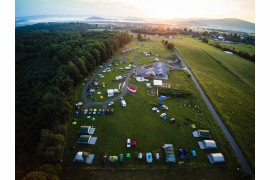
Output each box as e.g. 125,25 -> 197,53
126,153 -> 130,159
108,156 -> 118,162
77,135 -> 91,144
79,126 -> 90,134
191,124 -> 196,129
87,116 -> 91,119
198,130 -> 211,138
72,122 -> 77,125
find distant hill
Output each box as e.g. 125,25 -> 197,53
170,18 -> 255,33
86,16 -> 107,20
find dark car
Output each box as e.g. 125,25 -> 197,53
185,149 -> 190,159
120,70 -> 124,73
179,149 -> 185,159
88,109 -> 93,115
98,109 -> 102,115
106,109 -> 110,114
101,109 -> 105,115
130,61 -> 133,64
110,109 -> 114,114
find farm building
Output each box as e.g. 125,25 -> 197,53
77,135 -> 91,144
164,144 -> 176,162
207,153 -> 225,164
198,140 -> 217,149
73,151 -> 95,164
198,130 -> 211,138
136,62 -> 169,79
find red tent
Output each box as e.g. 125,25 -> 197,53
129,87 -> 137,93
132,141 -> 136,147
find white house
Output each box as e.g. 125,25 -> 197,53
169,35 -> 173,39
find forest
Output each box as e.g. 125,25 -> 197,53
15,23 -> 132,180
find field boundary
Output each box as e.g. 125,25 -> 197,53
200,48 -> 253,89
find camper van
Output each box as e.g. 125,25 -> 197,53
121,98 -> 126,107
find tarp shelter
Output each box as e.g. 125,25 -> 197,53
198,130 -> 211,138
157,102 -> 162,106
153,80 -> 163,86
129,87 -> 137,93
199,140 -> 217,149
73,151 -> 95,164
163,116 -> 167,120
208,153 -> 225,164
108,156 -> 118,162
126,153 -> 130,159
79,126 -> 91,134
160,96 -> 167,100
132,141 -> 136,147
77,135 -> 91,144
164,144 -> 176,162
191,124 -> 196,129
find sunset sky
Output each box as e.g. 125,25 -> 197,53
15,0 -> 255,23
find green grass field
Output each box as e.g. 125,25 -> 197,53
61,35 -> 249,179
172,35 -> 255,171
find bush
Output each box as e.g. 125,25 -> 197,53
159,88 -> 193,98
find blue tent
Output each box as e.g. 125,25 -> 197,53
191,150 -> 196,157
157,102 -> 162,106
92,97 -> 96,100
163,116 -> 167,120
75,111 -> 79,114
160,96 -> 167,100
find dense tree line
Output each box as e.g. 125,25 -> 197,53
161,39 -> 175,49
15,23 -> 131,179
132,27 -> 178,36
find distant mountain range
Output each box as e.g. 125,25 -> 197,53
15,15 -> 255,33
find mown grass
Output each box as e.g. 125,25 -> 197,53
172,35 -> 255,171
61,35 -> 247,179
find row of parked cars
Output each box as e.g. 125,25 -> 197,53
80,108 -> 114,115
179,149 -> 196,159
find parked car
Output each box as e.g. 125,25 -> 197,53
127,139 -> 131,148
179,149 -> 185,159
156,110 -> 160,113
105,109 -> 110,114
88,109 -> 93,115
110,109 -> 114,114
108,102 -> 115,106
93,109 -> 97,115
160,113 -> 166,117
146,152 -> 153,163
152,107 -> 157,111
98,109 -> 101,115
80,109 -> 84,114
185,149 -> 190,159
101,109 -> 105,115
162,105 -> 168,110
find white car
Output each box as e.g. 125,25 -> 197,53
108,102 -> 115,106
162,105 -> 168,110
160,113 -> 166,117
84,109 -> 88,114
156,110 -> 160,113
127,139 -> 131,148
152,107 -> 157,111
93,109 -> 97,114
146,152 -> 153,163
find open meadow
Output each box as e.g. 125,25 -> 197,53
172,35 -> 255,171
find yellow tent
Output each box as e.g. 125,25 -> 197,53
100,96 -> 104,99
